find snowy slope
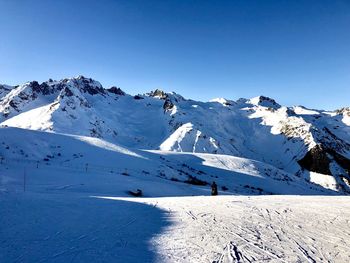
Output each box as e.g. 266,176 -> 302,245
1,127 -> 347,262
1,77 -> 350,263
1,76 -> 350,193
0,127 -> 328,196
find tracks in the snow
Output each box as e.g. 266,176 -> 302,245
148,196 -> 350,263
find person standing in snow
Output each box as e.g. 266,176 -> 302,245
211,181 -> 218,196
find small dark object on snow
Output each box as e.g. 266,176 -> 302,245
128,189 -> 143,197
211,181 -> 218,196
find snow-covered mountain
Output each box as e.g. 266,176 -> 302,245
1,76 -> 350,194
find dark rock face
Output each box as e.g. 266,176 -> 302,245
257,96 -> 281,109
29,81 -> 41,93
39,82 -> 51,95
298,144 -> 331,175
29,81 -> 58,96
134,95 -> 144,100
62,87 -> 74,97
80,81 -> 104,95
148,89 -> 167,99
107,87 -> 125,96
72,76 -> 105,96
163,99 -> 174,111
8,100 -> 18,111
298,143 -> 350,176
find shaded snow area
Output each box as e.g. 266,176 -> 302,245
2,193 -> 350,263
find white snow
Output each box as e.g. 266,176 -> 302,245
1,103 -> 57,130
160,123 -> 194,152
1,77 -> 350,262
0,127 -> 347,262
309,171 -> 339,191
293,106 -> 320,115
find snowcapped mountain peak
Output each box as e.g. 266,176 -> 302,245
147,89 -> 168,99
209,98 -> 234,106
293,105 -> 320,115
62,76 -> 105,96
249,95 -> 281,109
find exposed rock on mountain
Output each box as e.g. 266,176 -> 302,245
298,144 -> 331,175
107,86 -> 125,96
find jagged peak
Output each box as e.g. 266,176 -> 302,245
249,95 -> 281,109
62,76 -> 105,95
107,86 -> 125,96
145,89 -> 186,104
147,89 -> 167,99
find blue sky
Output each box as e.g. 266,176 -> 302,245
0,0 -> 349,109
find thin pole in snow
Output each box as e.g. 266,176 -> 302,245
85,163 -> 88,173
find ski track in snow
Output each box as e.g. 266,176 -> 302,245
99,196 -> 350,263
2,192 -> 350,262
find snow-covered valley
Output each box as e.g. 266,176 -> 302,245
1,76 -> 350,262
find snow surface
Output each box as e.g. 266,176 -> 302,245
2,190 -> 350,262
0,126 -> 347,262
0,127 -> 348,262
1,77 -> 350,262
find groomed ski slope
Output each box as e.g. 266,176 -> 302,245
2,193 -> 350,263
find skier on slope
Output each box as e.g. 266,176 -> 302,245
211,181 -> 218,196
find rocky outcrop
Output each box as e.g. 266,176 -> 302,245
163,98 -> 174,111
298,144 -> 331,175
148,89 -> 167,99
251,95 -> 281,109
298,144 -> 350,176
72,76 -> 105,95
107,86 -> 125,96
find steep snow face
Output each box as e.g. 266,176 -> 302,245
293,106 -> 320,115
1,77 -> 350,192
159,123 -> 220,153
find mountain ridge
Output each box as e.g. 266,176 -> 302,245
1,75 -> 350,193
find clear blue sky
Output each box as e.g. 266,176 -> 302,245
0,0 -> 349,109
